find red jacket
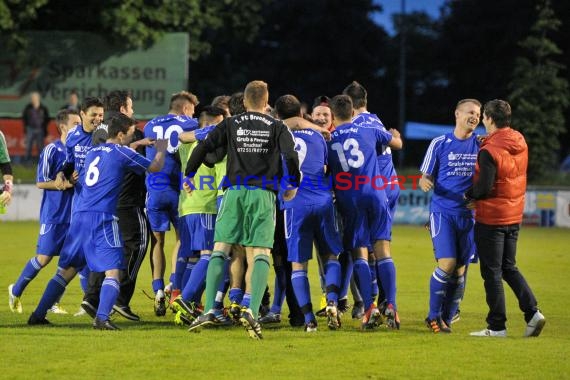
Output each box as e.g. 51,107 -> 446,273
474,127 -> 528,225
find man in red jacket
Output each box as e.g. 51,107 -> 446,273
465,99 -> 545,338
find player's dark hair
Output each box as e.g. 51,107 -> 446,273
211,95 -> 230,115
105,90 -> 130,112
55,109 -> 80,134
330,95 -> 353,121
108,114 -> 136,138
483,99 -> 511,128
81,97 -> 104,112
199,105 -> 227,127
342,81 -> 367,109
274,94 -> 301,119
229,92 -> 246,115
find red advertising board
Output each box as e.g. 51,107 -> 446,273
0,118 -> 59,157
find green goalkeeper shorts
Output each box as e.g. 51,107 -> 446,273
214,188 -> 276,248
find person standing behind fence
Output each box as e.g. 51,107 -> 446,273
466,99 -> 546,338
22,92 -> 50,163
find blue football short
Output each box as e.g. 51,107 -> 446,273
429,212 -> 475,266
338,191 -> 391,250
37,223 -> 69,256
178,213 -> 216,258
146,189 -> 179,232
284,201 -> 342,263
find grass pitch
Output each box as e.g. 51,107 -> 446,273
0,222 -> 569,379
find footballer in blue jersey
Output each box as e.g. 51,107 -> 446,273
419,99 -> 481,332
328,94 -> 403,330
143,91 -> 199,315
273,95 -> 343,331
59,97 -> 105,197
27,114 -> 168,329
344,81 -> 405,321
9,110 -> 80,314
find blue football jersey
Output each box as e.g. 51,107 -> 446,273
352,112 -> 397,180
328,122 -> 393,201
37,140 -> 73,224
75,144 -> 151,214
65,125 -> 93,195
144,114 -> 199,191
420,132 -> 480,215
283,129 -> 331,207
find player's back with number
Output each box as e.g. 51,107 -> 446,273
286,129 -> 330,207
144,114 -> 198,191
328,123 -> 392,201
76,144 -> 150,213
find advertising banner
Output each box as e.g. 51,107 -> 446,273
0,32 -> 189,119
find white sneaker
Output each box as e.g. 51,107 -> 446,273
470,328 -> 507,337
48,303 -> 69,314
8,284 -> 22,313
524,310 -> 546,337
73,307 -> 87,317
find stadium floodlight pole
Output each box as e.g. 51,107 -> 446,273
398,0 -> 406,169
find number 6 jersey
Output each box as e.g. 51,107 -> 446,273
75,144 -> 151,214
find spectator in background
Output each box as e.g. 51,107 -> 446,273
22,92 -> 50,163
60,90 -> 80,111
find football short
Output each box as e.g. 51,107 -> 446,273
214,188 -> 276,248
80,212 -> 126,272
284,201 -> 342,263
178,213 -> 216,258
36,223 -> 69,256
429,212 -> 475,266
338,191 -> 390,250
146,189 -> 179,232
58,218 -> 87,270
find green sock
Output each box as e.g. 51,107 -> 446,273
204,251 -> 226,312
250,254 -> 270,318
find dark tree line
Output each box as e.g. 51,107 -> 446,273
1,0 -> 568,177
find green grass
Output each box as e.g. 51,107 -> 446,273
0,223 -> 569,379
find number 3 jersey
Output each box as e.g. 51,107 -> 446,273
144,114 -> 199,192
327,122 -> 393,201
75,144 -> 151,214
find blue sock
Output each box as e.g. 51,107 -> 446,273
353,258 -> 373,309
181,254 -> 210,302
173,258 -> 187,290
291,270 -> 314,323
97,277 -> 120,321
325,260 -> 341,304
242,293 -> 251,309
229,287 -> 244,304
13,257 -> 43,296
428,267 -> 450,320
182,261 -> 195,290
213,261 -> 230,310
339,252 -> 353,299
376,258 -> 397,309
78,266 -> 90,293
442,274 -> 465,324
370,261 -> 378,299
270,265 -> 287,313
33,273 -> 68,319
152,279 -> 164,294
